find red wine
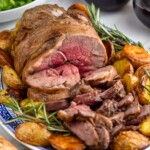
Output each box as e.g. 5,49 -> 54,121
133,0 -> 150,28
85,0 -> 130,11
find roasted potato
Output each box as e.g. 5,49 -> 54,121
136,75 -> 150,104
49,134 -> 86,150
0,135 -> 18,150
135,64 -> 150,104
0,49 -> 13,67
123,73 -> 139,93
2,65 -> 24,90
0,30 -> 16,51
113,58 -> 134,77
121,45 -> 150,68
15,122 -> 51,146
0,88 -> 23,104
103,40 -> 115,63
135,63 -> 150,79
112,131 -> 150,150
68,4 -> 88,15
139,117 -> 150,137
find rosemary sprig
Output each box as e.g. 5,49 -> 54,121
87,3 -> 144,51
2,96 -> 71,133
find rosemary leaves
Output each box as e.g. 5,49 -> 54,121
87,3 -> 144,51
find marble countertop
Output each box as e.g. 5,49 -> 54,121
0,0 -> 150,150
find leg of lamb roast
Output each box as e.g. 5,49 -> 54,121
12,4 -> 107,94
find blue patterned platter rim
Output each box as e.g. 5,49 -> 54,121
0,68 -> 53,150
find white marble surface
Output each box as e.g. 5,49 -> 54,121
0,0 -> 150,150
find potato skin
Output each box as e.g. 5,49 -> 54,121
112,131 -> 150,150
121,45 -> 150,68
0,30 -> 16,51
113,58 -> 134,77
0,49 -> 13,67
135,64 -> 150,104
2,65 -> 24,90
0,135 -> 18,150
123,73 -> 138,93
49,134 -> 86,150
15,122 -> 51,146
139,117 -> 150,137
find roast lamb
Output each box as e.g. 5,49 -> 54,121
12,4 -> 107,95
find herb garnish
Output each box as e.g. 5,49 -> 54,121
87,3 -> 144,51
2,96 -> 70,133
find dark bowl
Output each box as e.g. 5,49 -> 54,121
133,0 -> 150,28
85,0 -> 130,11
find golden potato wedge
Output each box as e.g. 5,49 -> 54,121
113,58 -> 134,77
49,134 -> 86,150
112,131 -> 150,150
2,66 -> 24,90
136,74 -> 150,105
135,64 -> 150,104
0,30 -> 16,51
103,40 -> 115,63
123,73 -> 139,93
139,117 -> 150,137
121,45 -> 150,68
0,135 -> 18,150
68,4 -> 88,16
135,63 -> 150,79
15,122 -> 51,146
0,49 -> 13,67
0,88 -> 23,104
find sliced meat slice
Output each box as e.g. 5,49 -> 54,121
73,90 -> 102,106
93,113 -> 113,130
111,124 -> 124,137
100,80 -> 126,100
27,88 -> 70,102
70,81 -> 93,99
126,105 -> 150,125
110,112 -> 125,125
46,99 -> 69,111
24,64 -> 80,91
57,102 -> 95,122
64,121 -> 99,148
96,126 -> 110,150
96,99 -> 118,117
84,65 -> 119,86
117,93 -> 134,108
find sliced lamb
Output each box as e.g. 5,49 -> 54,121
73,90 -> 102,106
27,88 -> 70,102
117,93 -> 134,108
111,124 -> 124,137
12,4 -> 107,94
126,105 -> 150,125
45,99 -> 69,111
93,113 -> 113,130
70,81 -> 93,99
100,80 -> 126,100
84,65 -> 119,86
124,92 -> 141,118
96,99 -> 118,117
96,126 -> 110,150
110,112 -> 125,126
57,102 -> 95,122
64,121 -> 99,148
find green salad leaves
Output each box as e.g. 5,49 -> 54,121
0,0 -> 34,11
